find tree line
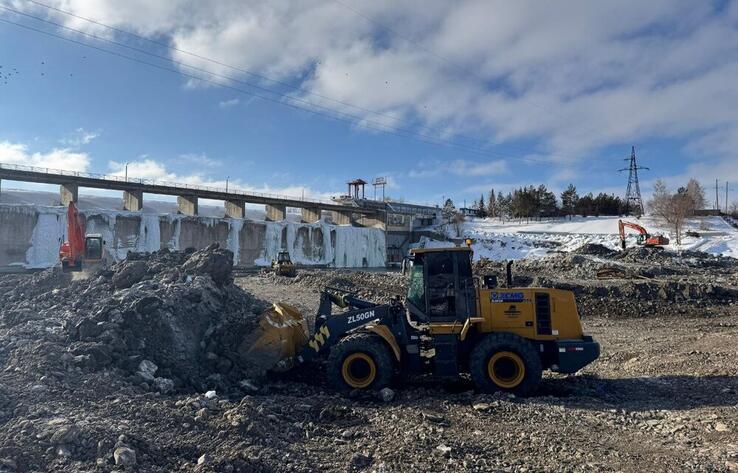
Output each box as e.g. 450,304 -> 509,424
444,184 -> 630,222
440,178 -> 713,245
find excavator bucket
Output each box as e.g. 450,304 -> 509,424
240,303 -> 309,372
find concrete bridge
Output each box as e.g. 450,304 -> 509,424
0,163 -> 382,226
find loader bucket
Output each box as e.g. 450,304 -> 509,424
239,303 -> 309,372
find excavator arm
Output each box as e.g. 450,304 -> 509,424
618,219 -> 649,249
60,202 -> 86,271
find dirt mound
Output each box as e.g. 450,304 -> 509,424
574,243 -> 619,257
0,244 -> 269,393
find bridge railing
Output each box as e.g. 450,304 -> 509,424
0,162 -> 336,206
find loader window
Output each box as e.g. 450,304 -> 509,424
407,262 -> 426,313
85,237 -> 103,260
427,252 -> 456,318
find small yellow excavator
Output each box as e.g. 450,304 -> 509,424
250,247 -> 599,396
271,251 -> 296,277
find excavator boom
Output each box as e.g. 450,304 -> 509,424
618,219 -> 669,249
59,202 -> 86,271
59,202 -> 106,272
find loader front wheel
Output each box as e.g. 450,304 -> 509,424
327,333 -> 394,393
470,333 -> 542,396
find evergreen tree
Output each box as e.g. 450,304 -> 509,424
487,189 -> 496,218
575,193 -> 595,217
477,194 -> 487,218
442,198 -> 456,222
560,184 -> 579,220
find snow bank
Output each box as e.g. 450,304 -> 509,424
433,215 -> 738,260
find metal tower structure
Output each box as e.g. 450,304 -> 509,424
619,146 -> 649,216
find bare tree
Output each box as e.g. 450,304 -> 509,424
685,178 -> 706,214
648,180 -> 691,244
452,211 -> 465,237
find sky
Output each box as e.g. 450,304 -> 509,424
1,0 -> 738,208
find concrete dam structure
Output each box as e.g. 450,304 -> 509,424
0,204 -> 386,269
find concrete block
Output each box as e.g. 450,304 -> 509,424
123,190 -> 143,211
265,204 -> 286,221
331,210 -> 352,225
177,195 -> 198,216
300,206 -> 321,223
357,214 -> 385,229
60,183 -> 78,206
225,200 -> 245,219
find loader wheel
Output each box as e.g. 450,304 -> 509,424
469,333 -> 542,396
327,333 -> 394,393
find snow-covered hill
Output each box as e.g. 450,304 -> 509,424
431,215 -> 738,260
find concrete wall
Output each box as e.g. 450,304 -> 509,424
0,204 -> 386,269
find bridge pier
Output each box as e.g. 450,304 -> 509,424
225,199 -> 245,219
123,190 -> 143,211
331,210 -> 352,225
265,204 -> 286,221
301,206 -> 321,223
177,195 -> 198,216
60,183 -> 78,206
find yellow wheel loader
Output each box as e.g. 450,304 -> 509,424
251,247 -> 599,396
271,251 -> 296,277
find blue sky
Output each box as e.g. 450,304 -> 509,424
1,0 -> 737,208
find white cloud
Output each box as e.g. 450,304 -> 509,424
409,159 -> 507,178
14,0 -> 738,183
61,127 -> 100,147
0,141 -> 91,172
218,98 -> 240,108
179,153 -> 222,167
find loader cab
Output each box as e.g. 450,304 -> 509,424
406,247 -> 477,322
84,234 -> 104,260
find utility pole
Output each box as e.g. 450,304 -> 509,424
125,162 -> 129,182
726,181 -> 729,214
618,146 -> 648,216
716,178 -> 719,211
225,176 -> 229,193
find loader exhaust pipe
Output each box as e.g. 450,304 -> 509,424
506,260 -> 513,287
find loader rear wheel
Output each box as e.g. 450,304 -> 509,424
470,333 -> 542,396
327,333 -> 393,393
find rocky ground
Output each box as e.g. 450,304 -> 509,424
0,246 -> 737,472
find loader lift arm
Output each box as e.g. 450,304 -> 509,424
296,288 -> 407,364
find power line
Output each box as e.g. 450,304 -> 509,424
21,0 -> 529,158
14,0 -> 586,164
0,14 -> 549,164
0,5 -> 556,165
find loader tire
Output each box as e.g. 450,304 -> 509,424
327,333 -> 394,393
469,333 -> 542,397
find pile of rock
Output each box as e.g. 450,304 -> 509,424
0,244 -> 271,393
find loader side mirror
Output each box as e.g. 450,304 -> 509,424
483,275 -> 498,288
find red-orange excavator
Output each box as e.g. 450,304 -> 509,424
59,202 -> 106,272
618,219 -> 669,250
